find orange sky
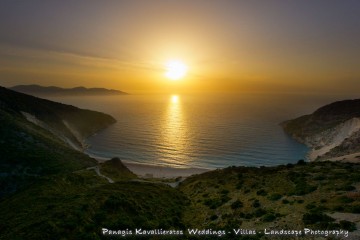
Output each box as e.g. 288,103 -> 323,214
0,1 -> 359,94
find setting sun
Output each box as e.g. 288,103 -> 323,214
165,60 -> 188,80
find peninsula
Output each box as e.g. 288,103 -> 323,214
282,99 -> 360,162
11,84 -> 128,96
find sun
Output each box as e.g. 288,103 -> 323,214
165,60 -> 188,80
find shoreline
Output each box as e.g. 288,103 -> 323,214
87,153 -> 212,178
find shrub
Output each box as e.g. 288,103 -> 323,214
252,199 -> 260,208
263,213 -> 276,222
302,212 -> 335,225
339,220 -> 356,231
348,205 -> 360,213
305,203 -> 316,210
268,193 -> 282,201
254,208 -> 267,217
256,189 -> 267,196
231,200 -> 243,209
337,196 -> 354,204
297,160 -> 306,165
221,189 -> 229,195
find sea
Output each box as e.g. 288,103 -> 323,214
47,93 -> 348,169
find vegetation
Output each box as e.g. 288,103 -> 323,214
99,157 -> 137,181
179,161 -> 360,234
1,87 -> 359,239
0,175 -> 186,240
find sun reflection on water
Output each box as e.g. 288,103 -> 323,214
161,95 -> 188,166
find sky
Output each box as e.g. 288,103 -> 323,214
0,0 -> 359,94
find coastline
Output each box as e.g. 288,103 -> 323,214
87,153 -> 211,178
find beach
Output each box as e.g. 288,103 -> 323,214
92,155 -> 210,178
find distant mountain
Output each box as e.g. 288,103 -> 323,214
282,99 -> 360,161
10,84 -> 128,96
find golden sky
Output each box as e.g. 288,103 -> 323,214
0,1 -> 359,94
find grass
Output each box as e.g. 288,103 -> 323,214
179,161 -> 360,232
0,173 -> 187,240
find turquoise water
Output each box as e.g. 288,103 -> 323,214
49,94 -> 337,169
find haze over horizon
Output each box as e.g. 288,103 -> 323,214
1,1 -> 359,94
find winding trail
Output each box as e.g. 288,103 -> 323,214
87,166 -> 114,183
130,177 -> 185,188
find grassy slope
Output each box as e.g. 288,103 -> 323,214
0,108 -> 97,196
0,86 -> 117,197
0,173 -> 186,240
99,157 -> 137,181
179,161 -> 360,237
2,160 -> 359,240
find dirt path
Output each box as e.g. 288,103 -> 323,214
87,166 -> 114,183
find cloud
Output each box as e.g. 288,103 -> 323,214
0,42 -> 162,73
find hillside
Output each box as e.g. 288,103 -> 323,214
1,90 -> 359,240
1,160 -> 359,239
0,87 -> 116,196
282,99 -> 360,161
0,87 -> 116,150
11,84 -> 128,96
0,87 -> 186,239
179,161 -> 360,238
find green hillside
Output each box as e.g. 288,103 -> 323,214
179,161 -> 360,234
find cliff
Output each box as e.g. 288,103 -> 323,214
0,86 -> 116,150
0,86 -> 116,196
282,99 -> 360,161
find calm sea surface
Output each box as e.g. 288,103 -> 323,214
48,93 -> 345,169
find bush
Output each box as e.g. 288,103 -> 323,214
254,208 -> 267,217
337,196 -> 354,204
305,203 -> 316,210
204,198 -> 222,209
297,160 -> 306,165
221,189 -> 229,195
339,220 -> 356,231
204,196 -> 230,209
268,193 -> 282,201
231,200 -> 243,209
302,212 -> 335,225
348,205 -> 360,213
252,199 -> 260,208
263,213 -> 276,222
256,189 -> 267,196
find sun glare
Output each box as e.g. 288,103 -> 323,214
171,95 -> 179,103
165,60 -> 188,80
